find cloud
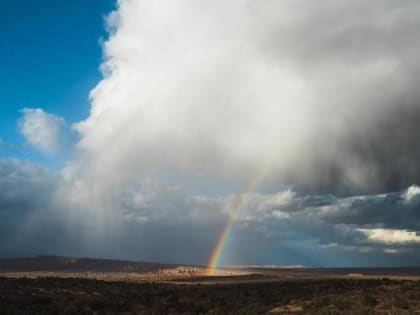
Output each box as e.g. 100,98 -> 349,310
0,159 -> 57,212
71,0 -> 420,195
2,158 -> 420,266
359,228 -> 420,245
404,185 -> 420,205
0,159 -> 62,256
4,1 -> 420,267
18,108 -> 69,153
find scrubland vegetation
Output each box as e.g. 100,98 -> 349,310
1,276 -> 419,314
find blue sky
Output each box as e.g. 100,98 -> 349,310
0,0 -> 114,166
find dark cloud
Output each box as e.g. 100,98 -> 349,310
0,159 -> 57,213
1,157 -> 420,266
262,0 -> 420,195
287,104 -> 420,195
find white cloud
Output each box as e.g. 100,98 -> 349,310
72,0 -> 420,195
359,228 -> 420,244
19,108 -> 66,153
404,185 -> 420,204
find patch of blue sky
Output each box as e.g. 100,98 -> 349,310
0,0 -> 115,165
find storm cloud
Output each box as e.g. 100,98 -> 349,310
2,157 -> 420,266
73,0 -> 420,195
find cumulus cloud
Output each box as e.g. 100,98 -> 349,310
72,0 -> 420,195
19,108 -> 69,153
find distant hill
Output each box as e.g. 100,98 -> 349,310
2,256 -> 419,278
0,255 -> 178,273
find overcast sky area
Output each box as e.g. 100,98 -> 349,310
1,0 -> 420,267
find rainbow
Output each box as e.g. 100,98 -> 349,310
206,163 -> 270,276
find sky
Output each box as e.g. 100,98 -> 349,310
1,0 -> 420,267
0,0 -> 115,166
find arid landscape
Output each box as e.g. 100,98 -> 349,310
1,256 -> 420,314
